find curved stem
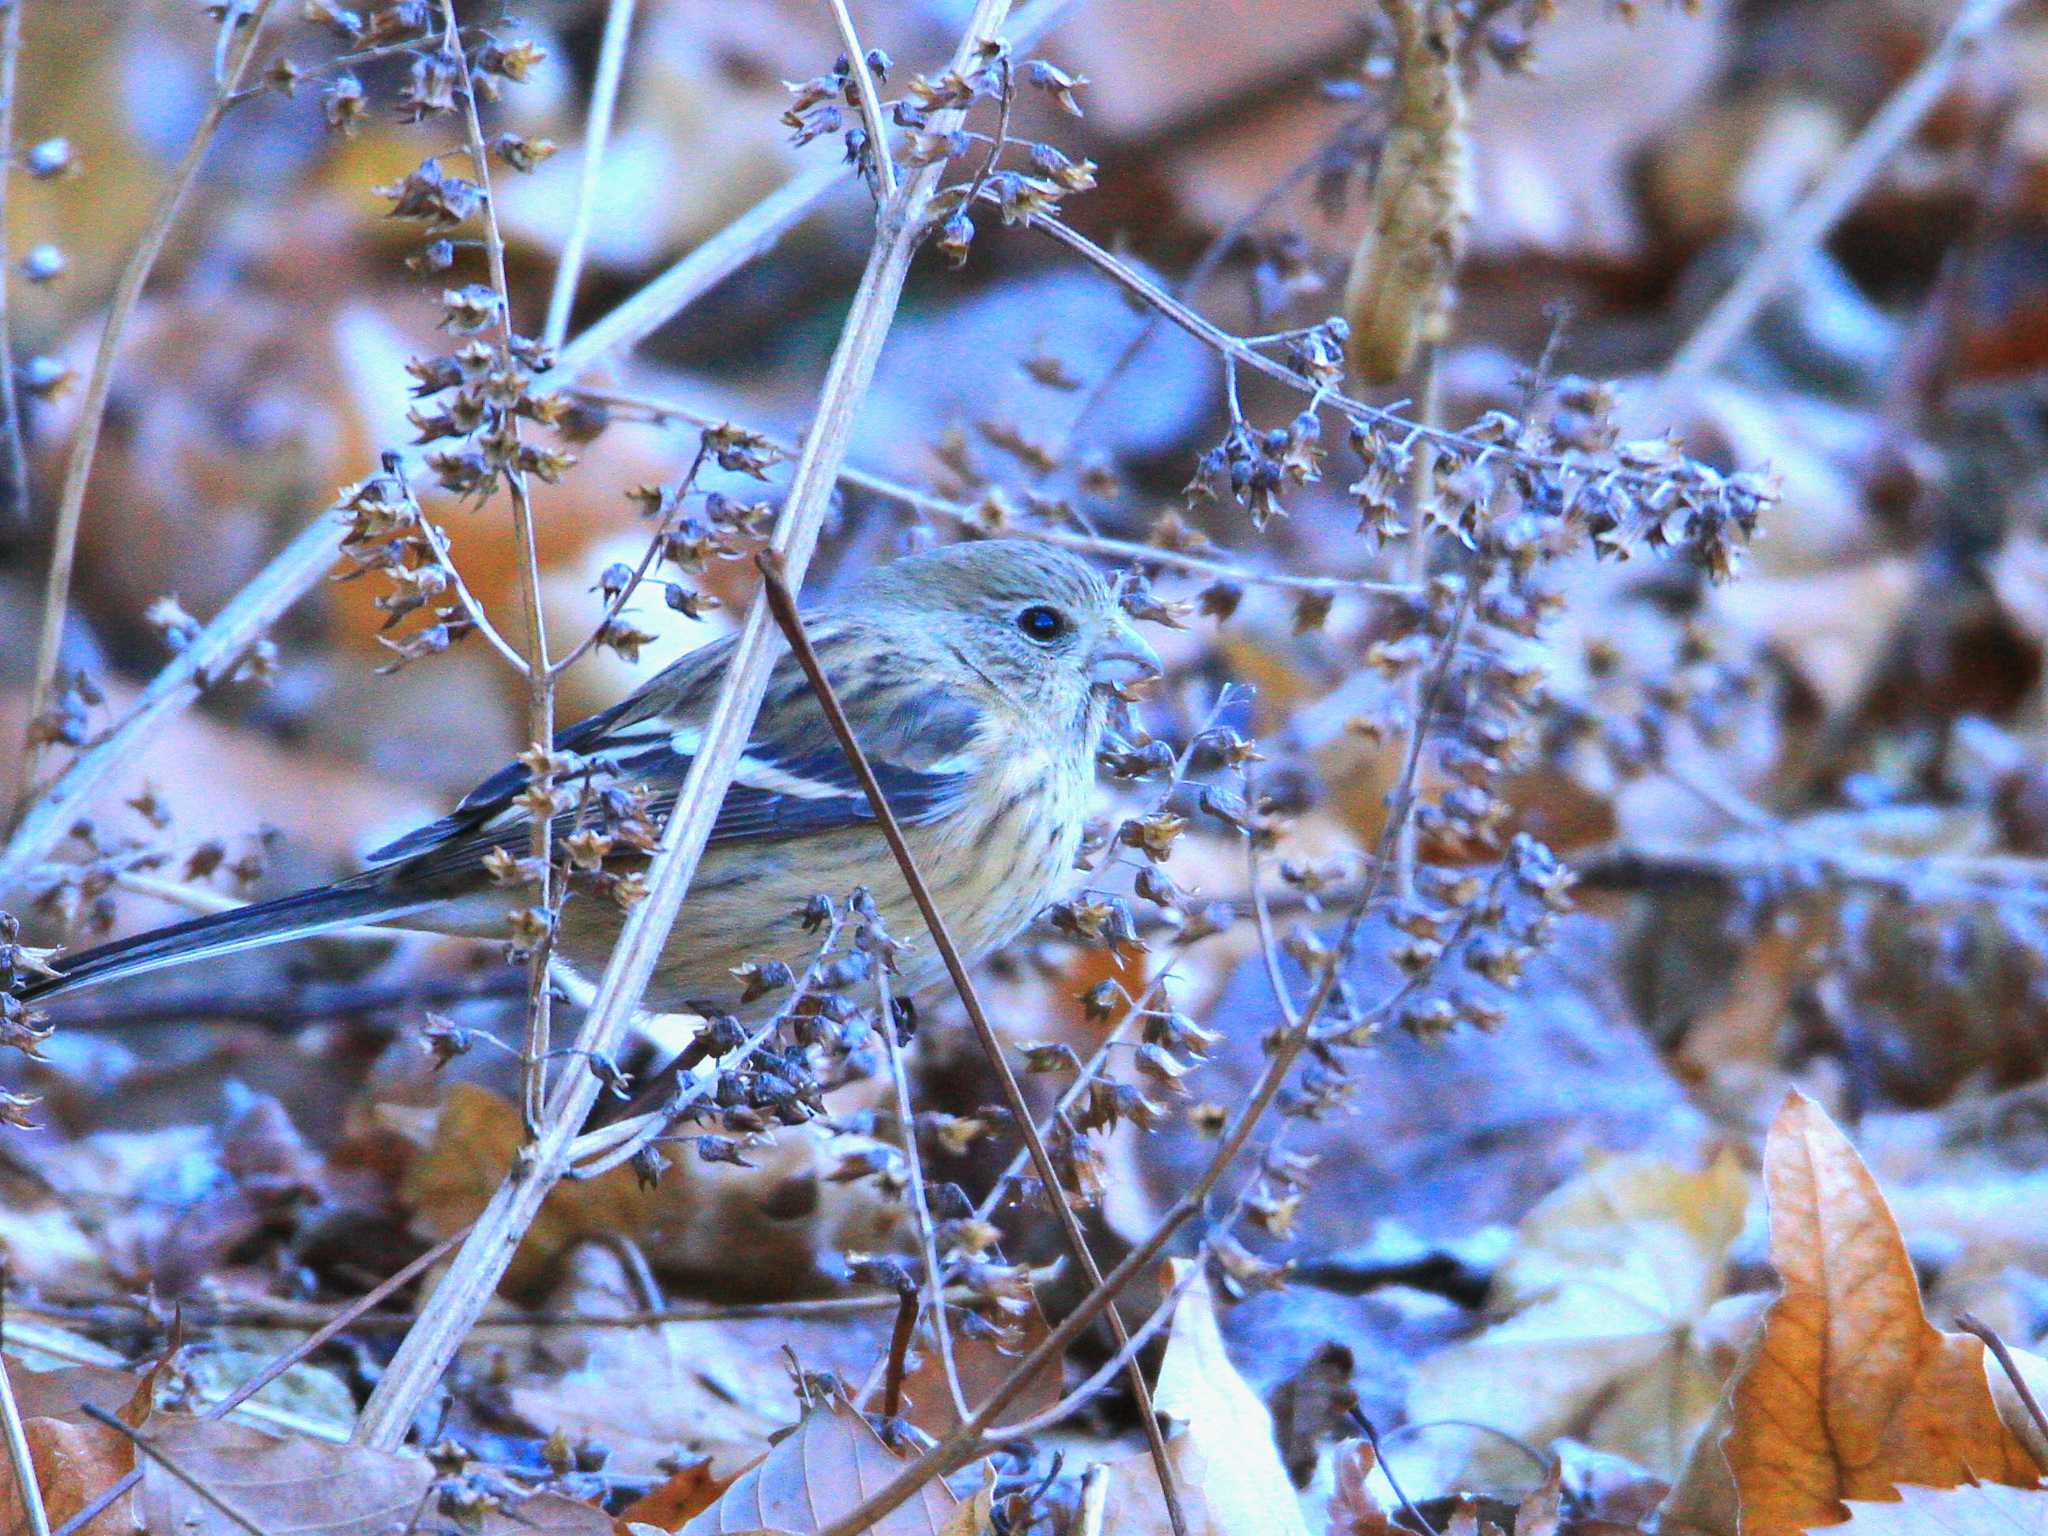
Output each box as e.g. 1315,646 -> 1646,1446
12,0 -> 277,828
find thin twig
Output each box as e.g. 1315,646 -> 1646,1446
548,442 -> 709,680
1955,1311 -> 2048,1467
879,1290 -> 918,1421
984,1262 -> 1197,1440
825,0 -> 897,199
755,552 -> 1190,1536
1350,1406 -> 1442,1536
1647,0 -> 2025,414
541,0 -> 639,351
351,0 -> 1020,1452
1021,207 -> 1739,509
581,384 -> 1417,597
876,967 -> 969,1423
1075,1462 -> 1109,1536
810,575 -> 1474,1536
218,1228 -> 470,1425
438,0 -> 559,1133
44,1228 -> 470,1536
0,508 -> 337,899
548,0 -> 1076,384
11,0 -> 277,830
1395,350 -> 1441,901
0,1332 -> 52,1536
78,1408 -> 266,1536
12,1281 -> 998,1335
0,0 -> 27,530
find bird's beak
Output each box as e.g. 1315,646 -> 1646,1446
1088,622 -> 1163,691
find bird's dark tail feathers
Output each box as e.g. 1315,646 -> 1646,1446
17,881 -> 428,1004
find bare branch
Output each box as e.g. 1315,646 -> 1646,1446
825,0 -> 897,199
542,0 -> 640,351
12,0 -> 277,827
0,0 -> 27,530
1647,0 -> 2026,414
0,509 -> 337,899
0,1325 -> 52,1536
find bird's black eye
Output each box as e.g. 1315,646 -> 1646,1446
1016,604 -> 1070,643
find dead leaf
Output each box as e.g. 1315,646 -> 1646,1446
1697,1094 -> 2042,1536
1147,1260 -> 1313,1536
0,1357 -> 162,1535
1326,1440 -> 1402,1536
676,1391 -> 958,1536
901,1291 -> 1063,1440
1405,1151 -> 1749,1488
1514,1464 -> 1562,1536
617,1459 -> 732,1532
130,1416 -> 616,1536
1821,1481 -> 2048,1534
403,1083 -> 661,1293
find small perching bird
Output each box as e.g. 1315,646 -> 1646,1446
17,540 -> 1161,1014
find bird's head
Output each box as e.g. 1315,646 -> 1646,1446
853,539 -> 1162,728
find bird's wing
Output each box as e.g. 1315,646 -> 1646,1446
365,617 -> 985,875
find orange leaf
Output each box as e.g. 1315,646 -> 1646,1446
1721,1092 -> 2042,1536
616,1459 -> 732,1533
402,1084 -> 659,1293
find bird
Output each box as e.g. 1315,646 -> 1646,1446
15,539 -> 1162,1016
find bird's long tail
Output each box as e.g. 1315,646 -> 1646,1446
17,880 -> 430,1004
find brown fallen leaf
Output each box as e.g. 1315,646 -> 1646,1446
616,1458 -> 732,1532
676,1390 -> 959,1536
1664,1093 -> 2043,1536
0,1356 -> 163,1535
1325,1439 -> 1402,1536
1513,1463 -> 1563,1536
901,1290 -> 1063,1440
130,1416 -> 616,1536
402,1082 -> 660,1293
1821,1481 -> 2048,1534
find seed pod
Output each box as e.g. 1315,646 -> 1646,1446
1343,0 -> 1471,386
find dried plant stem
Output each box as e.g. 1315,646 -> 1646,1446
876,967 -> 970,1422
0,0 -> 26,530
813,580 -> 1472,1536
10,0 -> 276,828
1076,1463 -> 1109,1536
351,0 -> 1018,1453
1395,350 -> 1442,901
581,383 -> 1417,598
1055,111 -> 1357,458
876,978 -> 970,1425
985,1262 -> 1198,1440
825,0 -> 897,199
549,442 -> 708,679
555,164 -> 844,381
1021,208 -> 1705,507
20,1280 -> 1005,1335
0,508 -> 337,898
542,0 -> 638,351
1956,1312 -> 2048,1462
755,554 -> 1190,1536
551,0 -> 1073,383
42,1228 -> 470,1536
0,1333 -> 51,1536
440,0 -> 559,1130
1650,0 -> 2024,412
